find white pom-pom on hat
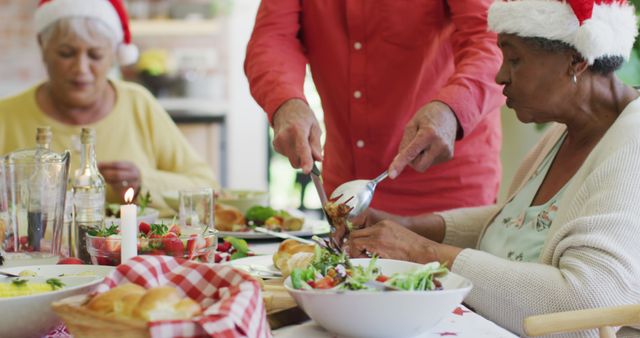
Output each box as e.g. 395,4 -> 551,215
118,43 -> 139,66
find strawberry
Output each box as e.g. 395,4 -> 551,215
57,257 -> 83,265
169,224 -> 181,236
96,256 -> 117,266
217,241 -> 232,253
90,237 -> 105,250
148,249 -> 166,256
214,253 -> 223,263
138,222 -> 151,236
162,234 -> 184,256
186,234 -> 198,260
105,235 -> 121,253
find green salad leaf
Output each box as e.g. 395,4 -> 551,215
46,278 -> 65,290
387,261 -> 448,291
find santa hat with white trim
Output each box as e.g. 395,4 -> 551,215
35,0 -> 139,65
488,0 -> 638,64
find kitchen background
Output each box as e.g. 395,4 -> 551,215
1,0 -> 638,212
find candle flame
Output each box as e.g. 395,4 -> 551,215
124,188 -> 135,203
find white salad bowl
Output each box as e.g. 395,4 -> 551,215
0,264 -> 113,338
284,258 -> 473,338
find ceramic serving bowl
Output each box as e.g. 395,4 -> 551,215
284,258 -> 473,338
0,264 -> 113,338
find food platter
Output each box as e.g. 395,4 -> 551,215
225,254 -> 280,278
217,219 -> 330,240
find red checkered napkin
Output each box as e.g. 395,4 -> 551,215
94,255 -> 272,338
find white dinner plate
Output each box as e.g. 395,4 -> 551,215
225,254 -> 281,278
217,219 -> 330,240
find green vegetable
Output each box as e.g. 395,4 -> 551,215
137,191 -> 152,215
150,223 -> 169,236
11,279 -> 27,287
224,237 -> 250,260
46,278 -> 65,290
245,206 -> 276,223
291,269 -> 304,289
386,261 -> 448,291
88,223 -> 119,237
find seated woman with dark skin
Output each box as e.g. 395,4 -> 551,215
347,0 -> 640,336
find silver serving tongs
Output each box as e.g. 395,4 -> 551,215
309,163 -> 344,252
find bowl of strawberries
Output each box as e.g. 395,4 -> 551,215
85,222 -> 217,266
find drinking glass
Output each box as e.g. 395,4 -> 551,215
0,157 -> 8,251
179,187 -> 214,230
1,149 -> 70,266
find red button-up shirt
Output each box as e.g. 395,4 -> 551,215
245,0 -> 505,215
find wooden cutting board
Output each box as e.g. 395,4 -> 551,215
262,278 -> 296,313
261,278 -> 309,329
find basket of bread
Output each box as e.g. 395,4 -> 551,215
52,255 -> 271,338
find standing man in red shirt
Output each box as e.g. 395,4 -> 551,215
245,1 -> 505,215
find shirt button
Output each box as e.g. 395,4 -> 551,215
353,90 -> 362,99
356,140 -> 365,148
354,41 -> 362,50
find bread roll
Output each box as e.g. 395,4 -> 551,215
272,239 -> 315,275
86,283 -> 146,314
215,204 -> 245,231
86,283 -> 202,322
133,286 -> 201,321
280,252 -> 315,277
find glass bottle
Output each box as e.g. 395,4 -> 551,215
27,126 -> 53,251
71,128 -> 105,263
35,126 -> 52,150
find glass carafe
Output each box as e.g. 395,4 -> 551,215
1,149 -> 70,266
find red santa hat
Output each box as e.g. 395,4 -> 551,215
488,0 -> 638,64
35,0 -> 139,65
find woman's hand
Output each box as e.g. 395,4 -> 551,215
352,209 -> 446,243
272,98 -> 323,174
98,161 -> 141,201
351,208 -> 412,230
346,221 -> 440,264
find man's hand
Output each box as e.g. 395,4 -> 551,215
388,101 -> 458,179
272,99 -> 323,174
98,161 -> 141,202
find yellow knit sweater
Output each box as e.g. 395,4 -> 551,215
0,80 -> 219,216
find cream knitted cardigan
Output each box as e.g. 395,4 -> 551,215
439,97 -> 640,337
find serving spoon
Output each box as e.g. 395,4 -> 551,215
330,170 -> 389,219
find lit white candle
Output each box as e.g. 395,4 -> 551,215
120,188 -> 138,263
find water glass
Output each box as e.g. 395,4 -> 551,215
179,187 -> 214,230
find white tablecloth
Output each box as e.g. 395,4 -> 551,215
273,305 -> 518,338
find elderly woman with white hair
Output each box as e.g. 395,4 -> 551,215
0,0 -> 218,216
346,0 -> 640,336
